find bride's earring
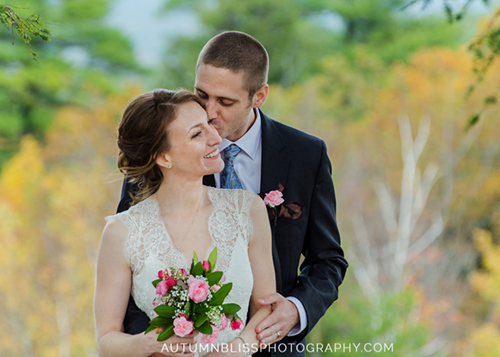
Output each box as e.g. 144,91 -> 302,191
167,163 -> 172,169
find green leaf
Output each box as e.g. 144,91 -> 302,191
144,325 -> 157,334
196,321 -> 213,335
221,303 -> 241,314
157,325 -> 175,341
195,305 -> 209,314
210,282 -> 232,305
206,271 -> 223,286
193,251 -> 199,262
184,301 -> 191,314
192,261 -> 203,276
154,305 -> 176,318
149,316 -> 173,327
152,278 -> 162,288
207,247 -> 217,272
194,314 -> 208,328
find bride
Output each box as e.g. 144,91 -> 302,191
94,89 -> 276,356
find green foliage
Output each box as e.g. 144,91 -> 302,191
207,246 -> 217,271
0,4 -> 51,61
404,1 -> 500,127
402,0 -> 491,23
221,303 -> 240,314
159,0 -> 465,90
155,305 -> 176,318
309,274 -> 433,357
157,325 -> 175,341
206,271 -> 223,286
210,282 -> 232,305
0,0 -> 140,166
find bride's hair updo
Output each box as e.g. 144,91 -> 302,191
117,89 -> 203,203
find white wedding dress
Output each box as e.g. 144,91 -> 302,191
106,187 -> 255,355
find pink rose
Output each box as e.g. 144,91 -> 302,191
156,280 -> 169,295
264,190 -> 284,207
231,319 -> 244,330
220,274 -> 226,283
180,268 -> 187,277
166,278 -> 177,288
220,315 -> 229,330
200,326 -> 219,344
202,260 -> 210,272
188,277 -> 209,303
212,284 -> 221,292
158,270 -> 164,279
173,316 -> 194,337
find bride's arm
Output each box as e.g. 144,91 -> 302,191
94,218 -> 197,357
232,194 -> 276,352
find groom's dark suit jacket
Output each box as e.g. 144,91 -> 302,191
117,110 -> 348,356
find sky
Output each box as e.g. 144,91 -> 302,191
106,0 -> 202,67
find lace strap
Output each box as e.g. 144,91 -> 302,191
237,190 -> 255,243
239,190 -> 254,216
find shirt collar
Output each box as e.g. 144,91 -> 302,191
219,109 -> 262,160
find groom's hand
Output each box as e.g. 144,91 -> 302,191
255,293 -> 299,346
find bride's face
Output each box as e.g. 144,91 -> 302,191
161,101 -> 224,178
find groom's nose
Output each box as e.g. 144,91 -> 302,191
205,99 -> 218,120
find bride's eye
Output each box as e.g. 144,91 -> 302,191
192,131 -> 202,139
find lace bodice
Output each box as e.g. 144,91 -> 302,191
106,187 -> 255,353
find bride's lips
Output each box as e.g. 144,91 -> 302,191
203,148 -> 220,159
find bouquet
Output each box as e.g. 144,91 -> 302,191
145,247 -> 244,343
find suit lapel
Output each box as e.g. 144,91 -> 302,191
203,174 -> 215,187
259,110 -> 289,195
259,110 -> 289,295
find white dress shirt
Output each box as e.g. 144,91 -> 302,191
215,109 -> 307,336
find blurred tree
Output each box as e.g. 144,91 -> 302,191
402,0 -> 500,127
466,229 -> 500,356
0,4 -> 51,60
0,86 -> 133,356
0,0 -> 140,166
267,46 -> 500,355
158,0 -> 464,90
307,272 -> 433,357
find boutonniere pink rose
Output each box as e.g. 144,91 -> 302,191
260,183 -> 304,225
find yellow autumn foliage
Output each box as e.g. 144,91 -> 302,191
471,229 -> 500,308
0,86 -> 140,356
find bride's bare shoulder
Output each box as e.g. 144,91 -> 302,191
102,216 -> 129,245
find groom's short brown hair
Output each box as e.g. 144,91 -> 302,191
196,31 -> 269,99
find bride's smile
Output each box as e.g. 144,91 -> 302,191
203,148 -> 219,159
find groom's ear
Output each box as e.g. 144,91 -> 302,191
156,153 -> 172,169
252,84 -> 269,108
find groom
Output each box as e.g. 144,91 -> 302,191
117,31 -> 348,356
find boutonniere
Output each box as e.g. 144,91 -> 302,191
260,183 -> 304,226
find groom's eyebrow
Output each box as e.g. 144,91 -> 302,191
195,87 -> 238,102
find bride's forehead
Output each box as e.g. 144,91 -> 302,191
176,101 -> 205,118
169,105 -> 206,130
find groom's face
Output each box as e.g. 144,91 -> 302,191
195,64 -> 256,142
